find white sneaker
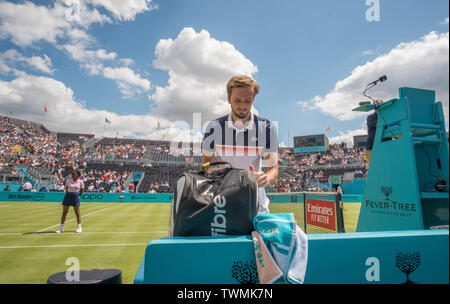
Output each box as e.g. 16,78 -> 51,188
76,226 -> 82,233
56,226 -> 64,233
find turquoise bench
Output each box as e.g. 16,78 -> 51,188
134,229 -> 448,284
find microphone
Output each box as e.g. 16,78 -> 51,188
368,75 -> 388,86
362,75 -> 388,105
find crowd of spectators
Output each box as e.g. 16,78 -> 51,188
0,118 -> 24,154
148,181 -> 170,193
153,144 -> 170,154
267,168 -> 331,193
1,118 -> 55,155
1,116 -> 370,194
0,118 -> 59,156
81,169 -> 129,193
279,146 -> 365,168
85,144 -> 147,160
152,143 -> 202,157
56,140 -> 88,159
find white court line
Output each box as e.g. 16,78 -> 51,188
35,206 -> 116,233
0,231 -> 167,236
0,243 -> 147,249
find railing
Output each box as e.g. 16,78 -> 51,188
136,171 -> 146,193
84,137 -> 101,148
278,163 -> 366,170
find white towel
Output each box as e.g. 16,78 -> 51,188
252,213 -> 308,284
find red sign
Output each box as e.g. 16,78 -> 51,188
305,199 -> 336,231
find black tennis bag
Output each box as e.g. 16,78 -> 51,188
169,161 -> 258,237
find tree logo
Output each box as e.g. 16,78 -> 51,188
381,186 -> 393,200
231,261 -> 259,284
395,252 -> 421,284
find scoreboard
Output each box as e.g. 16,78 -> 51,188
293,134 -> 329,153
353,135 -> 368,148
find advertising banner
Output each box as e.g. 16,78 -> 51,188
0,191 -> 173,203
305,198 -> 336,231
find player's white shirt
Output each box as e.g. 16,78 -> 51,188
202,112 -> 278,214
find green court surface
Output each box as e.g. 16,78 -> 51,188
0,201 -> 360,284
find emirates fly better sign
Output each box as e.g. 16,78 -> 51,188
305,199 -> 337,231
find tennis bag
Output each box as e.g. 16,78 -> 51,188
168,161 -> 258,237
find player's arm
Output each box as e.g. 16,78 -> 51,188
252,118 -> 280,187
249,152 -> 278,187
201,151 -> 215,165
264,151 -> 279,184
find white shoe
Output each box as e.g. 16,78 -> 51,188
56,226 -> 64,233
76,226 -> 82,233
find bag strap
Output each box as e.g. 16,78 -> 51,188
200,160 -> 231,173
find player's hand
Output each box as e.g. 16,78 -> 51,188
249,165 -> 269,188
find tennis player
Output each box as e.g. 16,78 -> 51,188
202,75 -> 279,214
56,169 -> 84,233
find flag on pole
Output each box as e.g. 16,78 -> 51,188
105,117 -> 111,124
44,105 -> 47,113
325,126 -> 330,133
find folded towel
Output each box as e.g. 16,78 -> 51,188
252,213 -> 308,284
252,231 -> 283,284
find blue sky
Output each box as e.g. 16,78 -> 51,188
0,0 -> 448,146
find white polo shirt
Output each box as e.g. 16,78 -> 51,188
202,112 -> 278,213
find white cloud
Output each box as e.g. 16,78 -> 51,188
94,49 -> 117,60
0,1 -> 151,99
103,67 -> 151,98
361,45 -> 382,57
0,49 -> 55,75
58,30 -> 148,97
297,100 -> 316,111
0,73 -> 199,141
302,31 -> 449,123
86,0 -> 156,21
59,39 -> 118,75
120,58 -> 135,66
151,27 -> 259,123
328,128 -> 367,148
442,17 -> 449,25
0,1 -> 70,47
59,43 -> 116,63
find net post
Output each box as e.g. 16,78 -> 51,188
335,191 -> 345,233
303,192 -> 307,234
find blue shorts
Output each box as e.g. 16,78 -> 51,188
62,192 -> 80,206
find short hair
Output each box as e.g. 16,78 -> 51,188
226,75 -> 259,99
72,169 -> 81,177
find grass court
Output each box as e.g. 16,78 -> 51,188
0,201 -> 361,283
